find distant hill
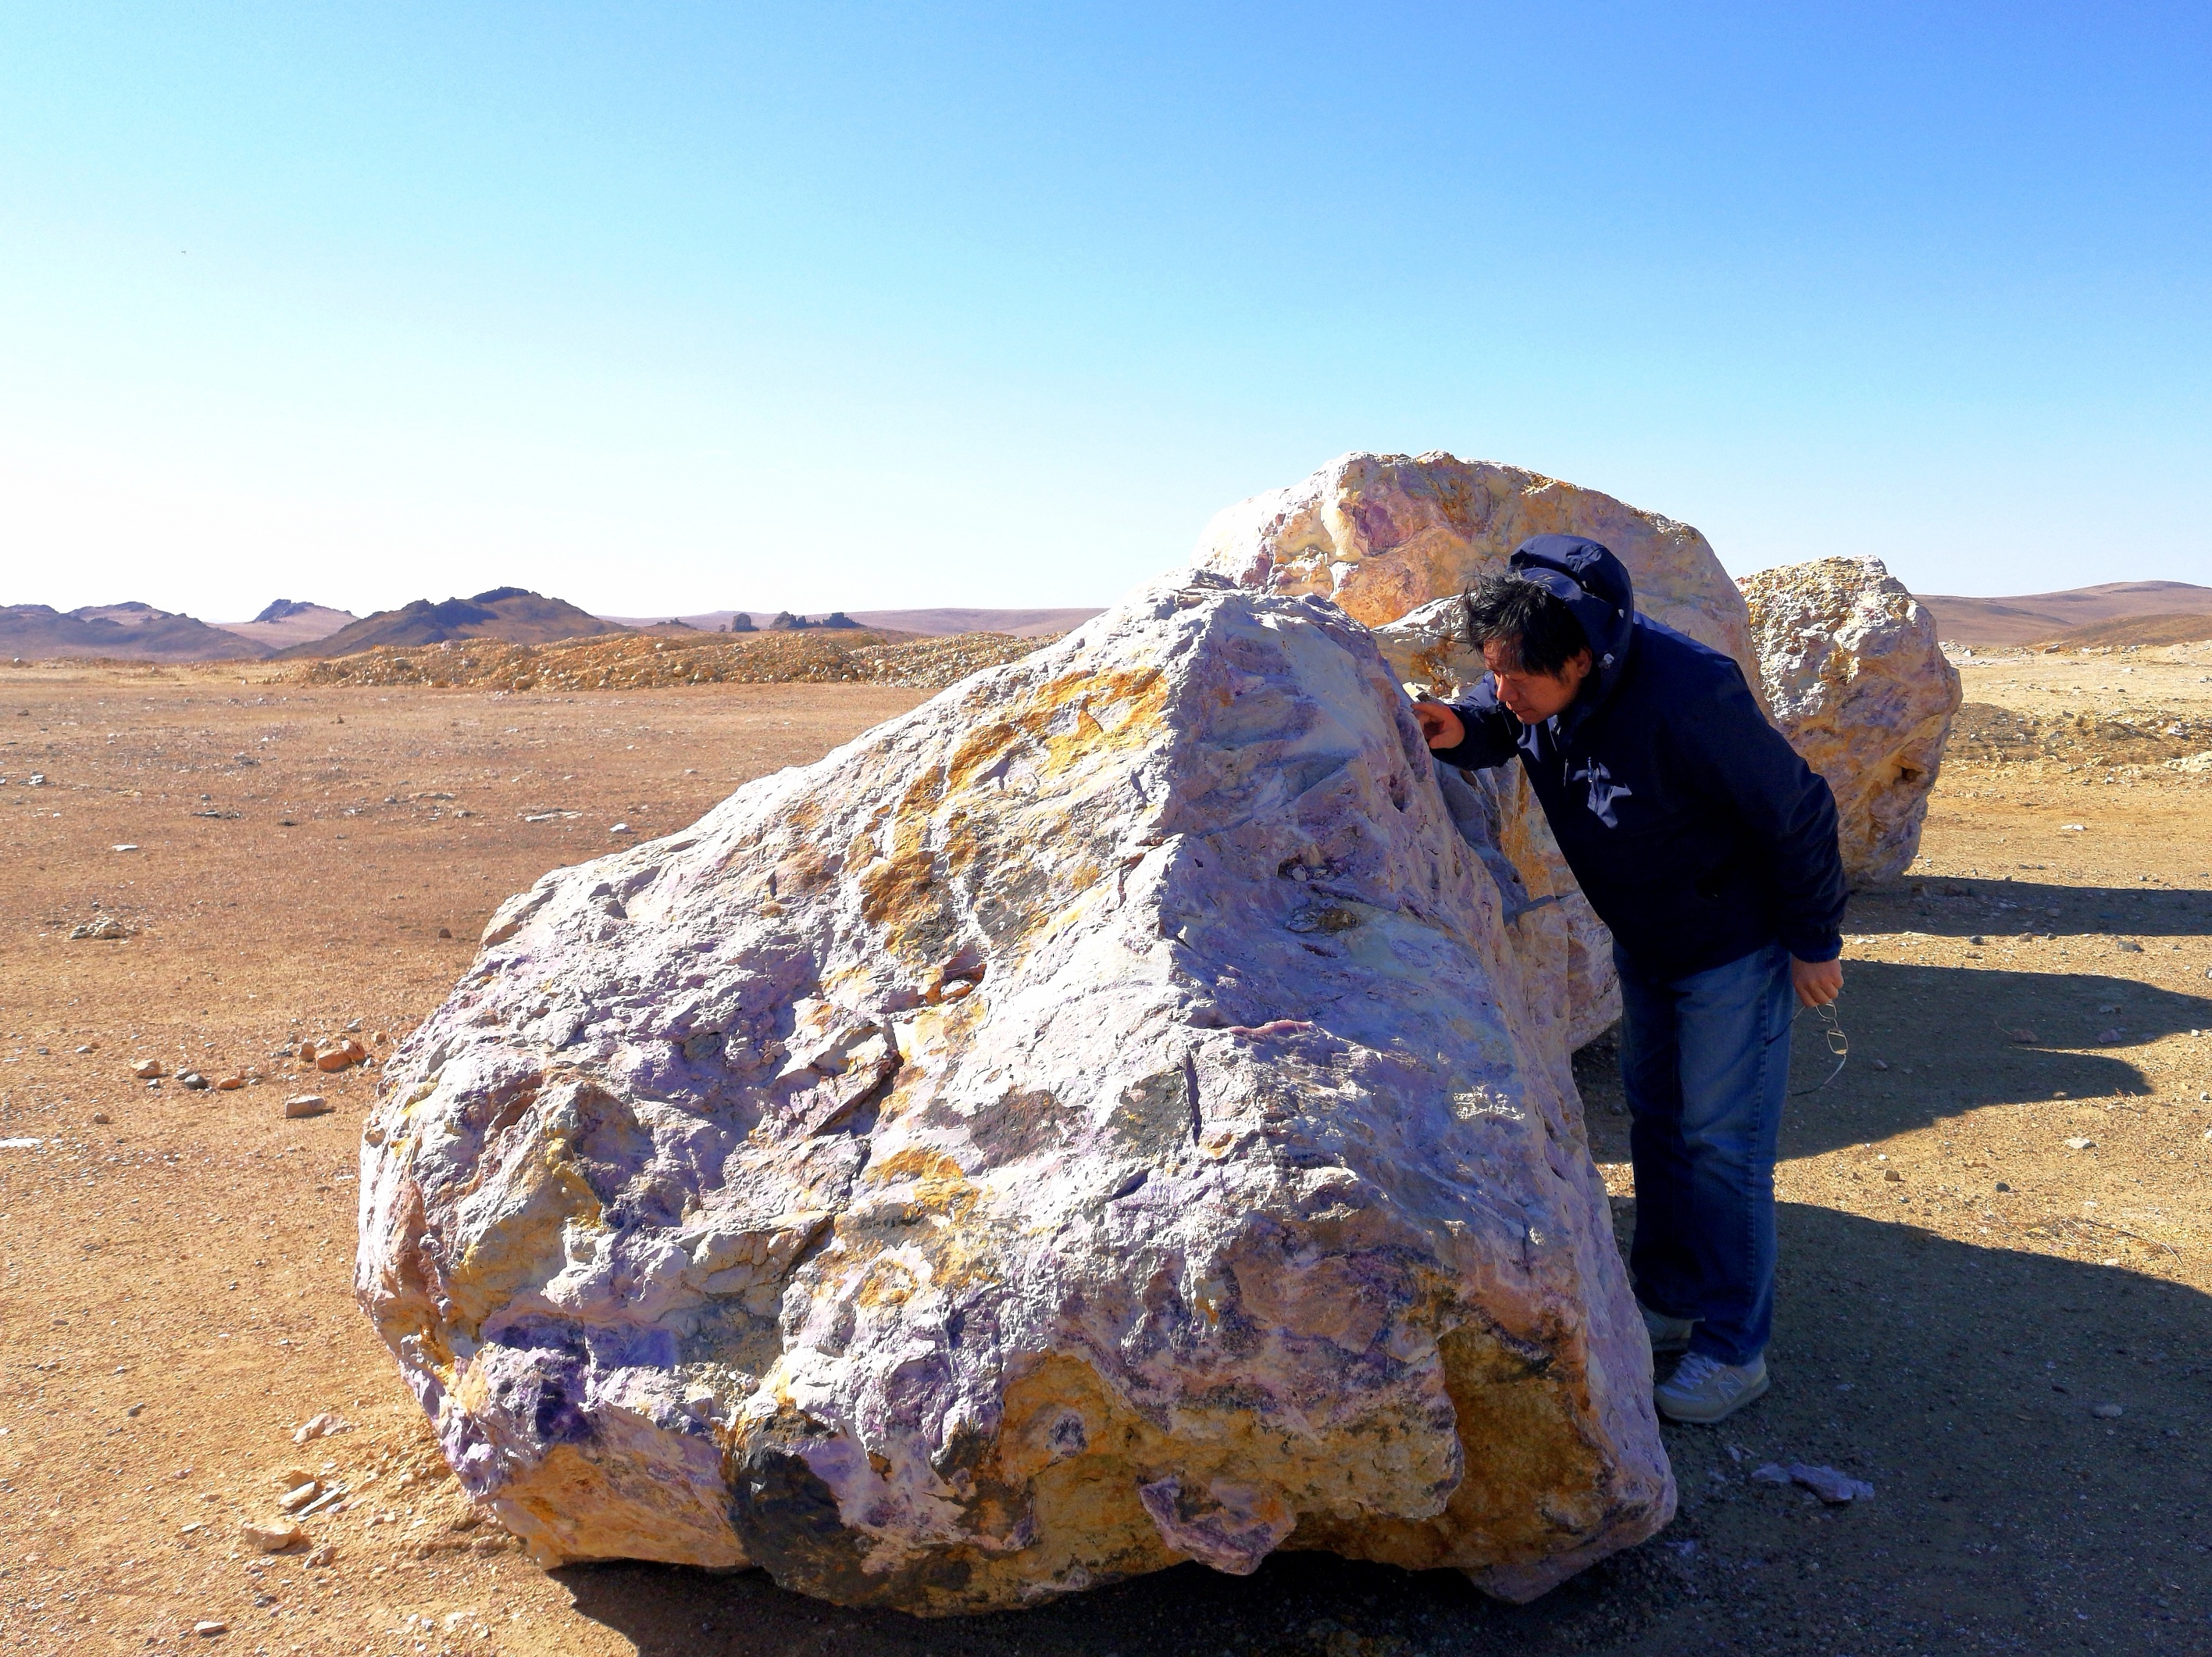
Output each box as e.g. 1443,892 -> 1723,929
598,607 -> 1104,637
0,601 -> 273,662
2027,611 -> 2212,650
1920,580 -> 2212,645
215,600 -> 358,651
277,589 -> 624,659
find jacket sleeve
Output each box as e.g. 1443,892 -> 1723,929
1426,677 -> 1523,772
1676,669 -> 1849,963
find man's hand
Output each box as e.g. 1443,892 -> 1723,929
1790,955 -> 1843,1009
1413,701 -> 1465,751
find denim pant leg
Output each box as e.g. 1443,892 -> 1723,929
1618,942 -> 1794,1366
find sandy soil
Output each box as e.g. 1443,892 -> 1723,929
1,655 -> 2207,1656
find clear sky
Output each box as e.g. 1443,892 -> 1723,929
3,3 -> 2207,620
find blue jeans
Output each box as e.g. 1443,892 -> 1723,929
1617,941 -> 1794,1367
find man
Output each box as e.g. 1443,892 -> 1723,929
1414,534 -> 1846,1425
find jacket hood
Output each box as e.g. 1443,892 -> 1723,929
1506,534 -> 1636,668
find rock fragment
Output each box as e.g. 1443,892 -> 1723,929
240,1518 -> 307,1552
132,1059 -> 163,1079
68,918 -> 128,941
314,1039 -> 367,1072
1751,1462 -> 1874,1503
284,1095 -> 330,1119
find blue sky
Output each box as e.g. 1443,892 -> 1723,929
2,2 -> 2206,619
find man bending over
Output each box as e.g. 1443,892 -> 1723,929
1415,534 -> 1846,1425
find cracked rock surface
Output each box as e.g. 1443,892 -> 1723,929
356,574 -> 1672,1613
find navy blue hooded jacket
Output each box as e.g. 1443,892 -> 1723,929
1430,535 -> 1846,978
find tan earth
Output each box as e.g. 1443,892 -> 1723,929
2,646 -> 2208,1655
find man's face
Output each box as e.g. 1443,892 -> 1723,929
1481,638 -> 1593,724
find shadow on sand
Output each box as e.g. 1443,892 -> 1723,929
551,1205 -> 2212,1657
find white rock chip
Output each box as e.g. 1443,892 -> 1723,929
1737,556 -> 1961,887
359,574 -> 1672,1613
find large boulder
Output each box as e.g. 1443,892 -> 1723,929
1737,557 -> 1961,886
356,574 -> 1672,1614
1191,452 -> 1764,686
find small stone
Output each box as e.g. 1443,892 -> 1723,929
1995,1181 -> 2010,1192
292,1411 -> 351,1444
2096,1028 -> 2123,1043
283,1095 -> 330,1119
1871,1059 -> 1890,1072
608,822 -> 633,835
131,1059 -> 162,1079
192,1620 -> 227,1637
437,927 -> 453,939
2064,1137 -> 2096,1151
68,918 -> 128,941
1968,934 -> 1986,945
91,1111 -> 110,1125
345,1017 -> 363,1032
215,1075 -> 244,1090
314,1040 -> 366,1073
127,1402 -> 144,1416
1884,1168 -> 1903,1183
239,1517 -> 306,1552
2007,1028 -> 2037,1044
306,1542 -> 336,1566
179,1520 -> 202,1534
276,1480 -> 319,1512
179,1071 -> 211,1090
2091,1402 -> 2124,1419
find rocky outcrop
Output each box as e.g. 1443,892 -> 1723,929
1737,557 -> 1961,887
1374,600 -> 1620,1049
356,573 -> 1672,1614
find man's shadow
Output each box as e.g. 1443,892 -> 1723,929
1575,959 -> 2212,1161
549,1208 -> 2212,1655
1848,873 -> 2212,941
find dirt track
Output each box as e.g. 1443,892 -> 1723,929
1,655 -> 2207,1655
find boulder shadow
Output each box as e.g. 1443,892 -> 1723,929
1846,875 -> 2212,941
551,1209 -> 2212,1655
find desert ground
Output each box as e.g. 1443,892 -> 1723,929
2,644 -> 2208,1656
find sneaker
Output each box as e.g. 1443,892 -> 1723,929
1655,1350 -> 1770,1424
1639,1302 -> 1694,1356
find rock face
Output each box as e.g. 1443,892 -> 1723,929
1373,600 -> 1620,1050
356,574 -> 1672,1613
1737,557 -> 1961,887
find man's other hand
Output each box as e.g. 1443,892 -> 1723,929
1790,955 -> 1843,1009
1413,702 -> 1465,751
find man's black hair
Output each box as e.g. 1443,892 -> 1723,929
1459,572 -> 1595,677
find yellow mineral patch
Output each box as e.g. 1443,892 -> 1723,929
443,1141 -> 603,1334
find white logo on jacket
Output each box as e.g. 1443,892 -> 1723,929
1571,759 -> 1632,828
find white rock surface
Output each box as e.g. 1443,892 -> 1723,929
1737,557 -> 1962,886
357,574 -> 1672,1613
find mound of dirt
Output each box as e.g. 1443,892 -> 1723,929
287,627 -> 1051,691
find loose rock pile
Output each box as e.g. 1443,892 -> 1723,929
359,573 -> 1671,1612
292,631 -> 1047,693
